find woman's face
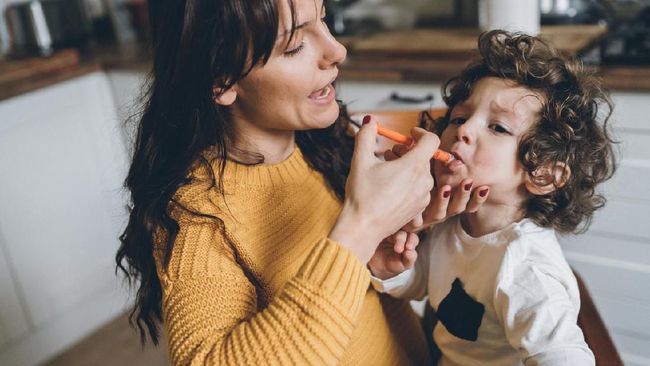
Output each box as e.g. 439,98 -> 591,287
224,0 -> 346,143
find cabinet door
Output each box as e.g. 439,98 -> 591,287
336,80 -> 446,112
107,70 -> 147,147
0,71 -> 128,328
0,243 -> 30,349
560,91 -> 650,365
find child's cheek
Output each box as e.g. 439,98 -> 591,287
439,131 -> 455,150
472,153 -> 496,171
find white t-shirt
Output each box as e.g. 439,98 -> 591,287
371,217 -> 595,366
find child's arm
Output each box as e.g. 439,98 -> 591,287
495,265 -> 595,366
368,230 -> 431,300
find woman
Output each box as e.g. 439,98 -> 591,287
116,0 -> 486,364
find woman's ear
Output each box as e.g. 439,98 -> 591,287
213,86 -> 237,106
525,162 -> 571,196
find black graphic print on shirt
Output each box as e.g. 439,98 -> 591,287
437,277 -> 485,341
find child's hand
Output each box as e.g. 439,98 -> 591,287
384,143 -> 490,232
368,230 -> 419,280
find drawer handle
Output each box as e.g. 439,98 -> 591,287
390,92 -> 434,104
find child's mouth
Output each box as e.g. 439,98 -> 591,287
442,159 -> 464,172
443,152 -> 465,172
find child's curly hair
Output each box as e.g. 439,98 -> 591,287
421,30 -> 617,234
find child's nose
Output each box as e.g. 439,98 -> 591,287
457,122 -> 474,145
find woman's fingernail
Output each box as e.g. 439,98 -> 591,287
443,189 -> 451,198
479,188 -> 488,197
362,115 -> 371,124
464,183 -> 473,191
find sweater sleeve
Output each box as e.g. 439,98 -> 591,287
160,215 -> 371,365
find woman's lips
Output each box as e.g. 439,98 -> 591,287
308,83 -> 335,104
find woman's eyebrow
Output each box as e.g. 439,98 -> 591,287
279,21 -> 311,38
275,21 -> 309,47
279,3 -> 325,39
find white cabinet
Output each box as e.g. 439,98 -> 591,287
557,91 -> 650,366
1,71 -> 643,365
106,70 -> 147,148
0,72 -> 131,366
0,244 -> 30,349
337,80 -> 446,113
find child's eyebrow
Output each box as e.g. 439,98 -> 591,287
452,102 -> 468,112
489,99 -> 514,115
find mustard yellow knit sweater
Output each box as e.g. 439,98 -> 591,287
154,147 -> 430,365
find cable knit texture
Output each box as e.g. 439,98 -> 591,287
153,147 -> 430,365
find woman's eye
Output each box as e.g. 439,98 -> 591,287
489,124 -> 510,134
284,41 -> 305,57
450,117 -> 466,125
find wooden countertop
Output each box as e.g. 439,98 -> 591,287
339,25 -> 607,57
0,44 -> 150,102
1,25 -> 649,102
339,25 -> 650,92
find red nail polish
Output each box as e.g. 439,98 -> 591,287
362,115 -> 371,124
479,188 -> 488,197
443,190 -> 451,198
464,183 -> 473,191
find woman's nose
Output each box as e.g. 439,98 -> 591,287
319,24 -> 347,67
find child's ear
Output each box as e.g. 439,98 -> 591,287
213,85 -> 237,106
525,162 -> 571,196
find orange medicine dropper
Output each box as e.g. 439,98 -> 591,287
362,115 -> 455,164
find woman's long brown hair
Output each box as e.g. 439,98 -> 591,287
115,0 -> 354,345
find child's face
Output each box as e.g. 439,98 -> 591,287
226,0 -> 346,134
434,77 -> 543,204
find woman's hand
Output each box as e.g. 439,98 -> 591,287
329,118 -> 437,264
385,143 -> 490,232
368,230 -> 419,280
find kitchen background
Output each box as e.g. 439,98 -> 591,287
0,0 -> 649,365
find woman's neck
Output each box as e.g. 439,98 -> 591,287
231,122 -> 296,164
459,199 -> 526,238
255,135 -> 295,164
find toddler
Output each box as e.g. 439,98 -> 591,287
368,30 -> 616,366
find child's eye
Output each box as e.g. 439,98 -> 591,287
284,41 -> 305,57
450,117 -> 466,125
489,124 -> 510,134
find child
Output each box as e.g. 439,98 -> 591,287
368,30 -> 616,366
